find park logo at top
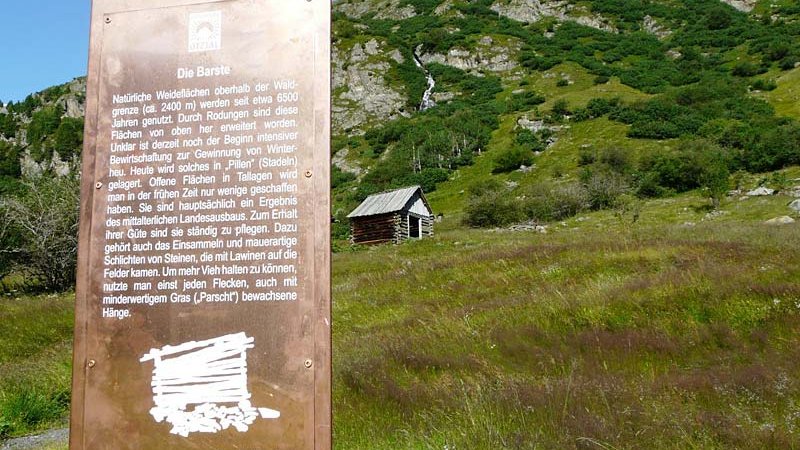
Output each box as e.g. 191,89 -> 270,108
188,11 -> 222,52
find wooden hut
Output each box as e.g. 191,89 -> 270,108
347,186 -> 434,245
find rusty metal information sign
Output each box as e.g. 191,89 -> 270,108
71,1 -> 330,448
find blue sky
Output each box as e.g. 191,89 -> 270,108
0,1 -> 91,103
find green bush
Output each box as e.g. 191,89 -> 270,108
731,62 -> 759,77
507,91 -> 545,112
0,113 -> 16,139
750,78 -> 777,91
636,139 -> 730,197
492,147 -> 533,173
583,170 -> 629,210
521,182 -> 589,222
551,99 -> 571,119
463,184 -> 524,227
51,117 -> 84,158
332,165 -> 357,189
400,167 -> 449,193
514,129 -> 546,152
593,75 -> 610,84
0,142 -> 21,177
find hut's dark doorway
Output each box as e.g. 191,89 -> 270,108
409,216 -> 421,239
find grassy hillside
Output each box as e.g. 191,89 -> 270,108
333,213 -> 800,448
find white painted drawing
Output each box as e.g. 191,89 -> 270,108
140,332 -> 280,437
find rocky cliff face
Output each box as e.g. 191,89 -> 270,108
333,38 -> 409,134
417,36 -> 523,75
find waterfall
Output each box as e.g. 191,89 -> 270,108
412,50 -> 436,111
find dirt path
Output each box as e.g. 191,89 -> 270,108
1,428 -> 68,450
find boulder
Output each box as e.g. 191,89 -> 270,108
789,199 -> 800,213
765,216 -> 796,225
746,187 -> 775,196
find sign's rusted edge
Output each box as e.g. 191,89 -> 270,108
69,0 -> 102,447
312,0 -> 332,446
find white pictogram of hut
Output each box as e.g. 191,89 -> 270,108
140,332 -> 280,437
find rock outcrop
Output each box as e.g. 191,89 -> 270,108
417,36 -> 522,74
490,0 -> 616,33
720,0 -> 756,13
336,0 -> 416,19
333,40 -> 408,134
643,15 -> 671,39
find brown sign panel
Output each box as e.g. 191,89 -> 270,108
70,1 -> 330,448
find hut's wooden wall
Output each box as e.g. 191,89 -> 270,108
350,213 -> 399,245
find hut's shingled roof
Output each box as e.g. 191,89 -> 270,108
347,186 -> 426,218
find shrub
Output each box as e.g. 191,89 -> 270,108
26,106 -> 63,153
507,91 -> 545,112
51,117 -> 84,158
593,75 -> 610,84
743,124 -> 800,172
0,113 -> 16,139
464,185 -> 524,227
583,171 -> 629,210
551,99 -> 571,119
637,139 -> 729,196
731,62 -> 759,77
0,174 -> 80,291
556,78 -> 570,87
331,165 -> 357,189
400,167 -> 450,193
750,78 -> 777,91
578,148 -> 596,166
599,147 -> 634,174
521,182 -> 589,221
779,57 -> 798,71
514,129 -> 545,152
0,142 -> 21,177
492,147 -> 533,173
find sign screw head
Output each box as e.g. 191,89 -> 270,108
95,182 -> 103,189
105,17 -> 111,24
304,170 -> 313,178
304,359 -> 313,368
88,359 -> 96,368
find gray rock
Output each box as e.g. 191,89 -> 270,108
720,0 -> 756,12
642,15 -> 671,39
789,199 -> 800,213
418,36 -> 522,73
765,216 -> 796,225
336,0 -> 416,19
491,0 -> 616,32
332,148 -> 362,176
703,210 -> 728,221
746,187 -> 775,196
332,40 -> 407,134
364,39 -> 380,56
388,49 -> 404,64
